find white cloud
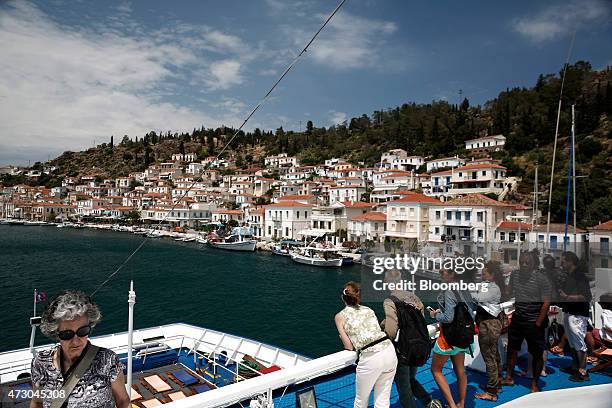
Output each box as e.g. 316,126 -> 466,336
286,11 -> 401,70
513,0 -> 611,43
203,60 -> 244,90
328,110 -> 347,125
0,1 -> 250,164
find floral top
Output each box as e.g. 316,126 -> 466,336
341,305 -> 391,353
31,343 -> 123,408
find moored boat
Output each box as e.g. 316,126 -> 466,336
291,247 -> 344,267
208,227 -> 257,252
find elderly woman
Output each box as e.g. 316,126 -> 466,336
30,291 -> 130,408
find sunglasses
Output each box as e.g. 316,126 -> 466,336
58,325 -> 91,341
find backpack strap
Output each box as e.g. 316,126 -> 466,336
50,345 -> 99,408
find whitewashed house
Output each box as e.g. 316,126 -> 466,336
264,201 -> 312,240
465,135 -> 506,153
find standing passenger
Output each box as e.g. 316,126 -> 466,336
472,261 -> 504,402
501,252 -> 551,392
429,269 -> 476,408
335,282 -> 398,408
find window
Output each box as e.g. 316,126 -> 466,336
509,232 -> 516,242
465,212 -> 471,221
436,211 -> 441,220
477,229 -> 483,239
435,227 -> 440,234
482,171 -> 486,176
472,172 -> 477,180
477,212 -> 483,222
520,233 -> 525,241
455,211 -> 461,220
459,172 -> 463,177
446,211 -> 452,221
285,227 -> 289,236
500,231 -> 506,241
538,234 -> 544,242
601,238 -> 609,255
409,208 -> 415,217
268,226 -> 271,235
296,211 -> 300,219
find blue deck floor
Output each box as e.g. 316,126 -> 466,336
271,353 -> 611,408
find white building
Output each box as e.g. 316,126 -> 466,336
380,149 -> 424,171
465,135 -> 506,153
348,211 -> 386,243
589,220 -> 612,269
448,164 -> 507,196
385,193 -> 440,245
329,185 -> 366,204
426,156 -> 466,172
264,153 -> 299,168
264,201 -> 312,240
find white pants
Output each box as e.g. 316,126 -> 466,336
565,313 -> 588,352
354,344 -> 398,408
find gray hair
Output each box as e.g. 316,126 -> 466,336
40,291 -> 101,340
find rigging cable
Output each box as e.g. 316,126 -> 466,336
544,29 -> 576,249
91,0 -> 348,296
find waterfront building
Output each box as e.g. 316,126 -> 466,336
348,211 -> 386,243
385,192 -> 440,246
426,155 -> 466,172
264,201 -> 312,240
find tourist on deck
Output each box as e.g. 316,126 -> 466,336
559,251 -> 593,382
335,282 -> 398,408
30,291 -> 130,408
472,261 -> 505,402
381,270 -> 442,408
502,252 -> 552,392
429,268 -> 475,408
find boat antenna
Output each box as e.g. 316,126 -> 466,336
90,0 -> 349,296
544,29 -> 576,251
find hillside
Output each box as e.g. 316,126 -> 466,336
3,61 -> 611,226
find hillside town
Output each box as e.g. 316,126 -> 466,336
1,136 -> 610,267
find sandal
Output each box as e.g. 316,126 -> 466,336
586,356 -> 599,365
550,345 -> 564,355
474,392 -> 497,402
500,378 -> 515,386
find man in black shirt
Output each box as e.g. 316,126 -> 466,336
502,252 -> 551,392
559,251 -> 592,382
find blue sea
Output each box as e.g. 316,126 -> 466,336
0,225 -> 369,357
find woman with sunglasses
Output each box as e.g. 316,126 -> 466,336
30,291 -> 130,408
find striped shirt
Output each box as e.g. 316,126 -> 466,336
510,269 -> 552,322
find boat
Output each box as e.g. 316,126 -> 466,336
1,294 -> 610,408
291,247 -> 344,267
271,239 -> 303,257
208,227 -> 257,252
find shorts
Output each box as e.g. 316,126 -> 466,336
507,319 -> 546,355
564,314 -> 588,352
432,336 -> 472,356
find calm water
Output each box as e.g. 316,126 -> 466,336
0,225 -> 377,357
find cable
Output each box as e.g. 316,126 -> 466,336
91,0 -> 348,296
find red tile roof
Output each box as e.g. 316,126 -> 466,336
590,220 -> 612,231
388,192 -> 440,204
440,194 -> 513,207
341,201 -> 372,208
266,201 -> 312,208
455,163 -> 506,171
497,221 -> 533,230
351,211 -> 387,222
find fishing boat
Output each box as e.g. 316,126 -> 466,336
271,240 -> 303,257
291,247 -> 344,267
208,227 -> 256,252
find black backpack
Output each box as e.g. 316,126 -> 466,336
389,296 -> 431,367
440,290 -> 475,350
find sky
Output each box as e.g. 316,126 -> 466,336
0,0 -> 611,166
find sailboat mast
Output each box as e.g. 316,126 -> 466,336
572,105 -> 577,253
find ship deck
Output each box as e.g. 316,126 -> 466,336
3,350 -> 609,407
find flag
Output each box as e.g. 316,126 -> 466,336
36,291 -> 47,303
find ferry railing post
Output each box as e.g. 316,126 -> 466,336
127,281 -> 136,400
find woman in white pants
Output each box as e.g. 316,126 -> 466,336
335,281 -> 398,408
